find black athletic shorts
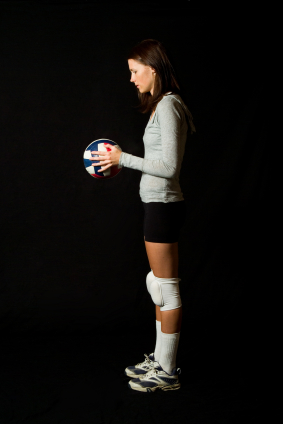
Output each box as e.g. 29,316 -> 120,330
143,200 -> 187,243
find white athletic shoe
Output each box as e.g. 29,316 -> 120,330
128,364 -> 181,392
125,353 -> 156,378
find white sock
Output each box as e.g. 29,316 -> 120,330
154,320 -> 162,362
159,331 -> 180,375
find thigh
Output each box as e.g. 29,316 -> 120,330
143,201 -> 186,244
144,238 -> 179,278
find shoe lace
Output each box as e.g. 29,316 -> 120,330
135,353 -> 154,368
139,367 -> 158,380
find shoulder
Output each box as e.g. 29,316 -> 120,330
157,95 -> 184,120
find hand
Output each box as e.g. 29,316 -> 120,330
90,143 -> 122,172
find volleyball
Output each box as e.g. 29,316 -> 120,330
83,139 -> 122,179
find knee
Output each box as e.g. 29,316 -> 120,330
146,271 -> 182,311
146,270 -> 155,294
146,270 -> 164,307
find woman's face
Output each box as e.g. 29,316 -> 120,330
128,59 -> 156,95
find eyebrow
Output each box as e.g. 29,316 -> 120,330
129,68 -> 136,71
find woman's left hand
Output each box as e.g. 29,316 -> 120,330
90,143 -> 122,172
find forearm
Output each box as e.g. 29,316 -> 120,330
119,151 -> 177,179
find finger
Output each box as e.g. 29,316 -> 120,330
91,161 -> 105,166
98,164 -> 111,172
90,151 -> 107,155
93,160 -> 111,166
90,155 -> 106,162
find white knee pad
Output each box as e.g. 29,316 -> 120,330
146,270 -> 182,311
146,270 -> 156,294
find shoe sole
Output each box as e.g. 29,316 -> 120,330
128,381 -> 181,392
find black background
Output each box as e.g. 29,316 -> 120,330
1,1 -> 269,422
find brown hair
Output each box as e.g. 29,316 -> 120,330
127,39 -> 182,115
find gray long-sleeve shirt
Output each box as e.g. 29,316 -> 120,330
118,92 -> 195,203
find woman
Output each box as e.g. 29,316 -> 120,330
90,39 -> 195,392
